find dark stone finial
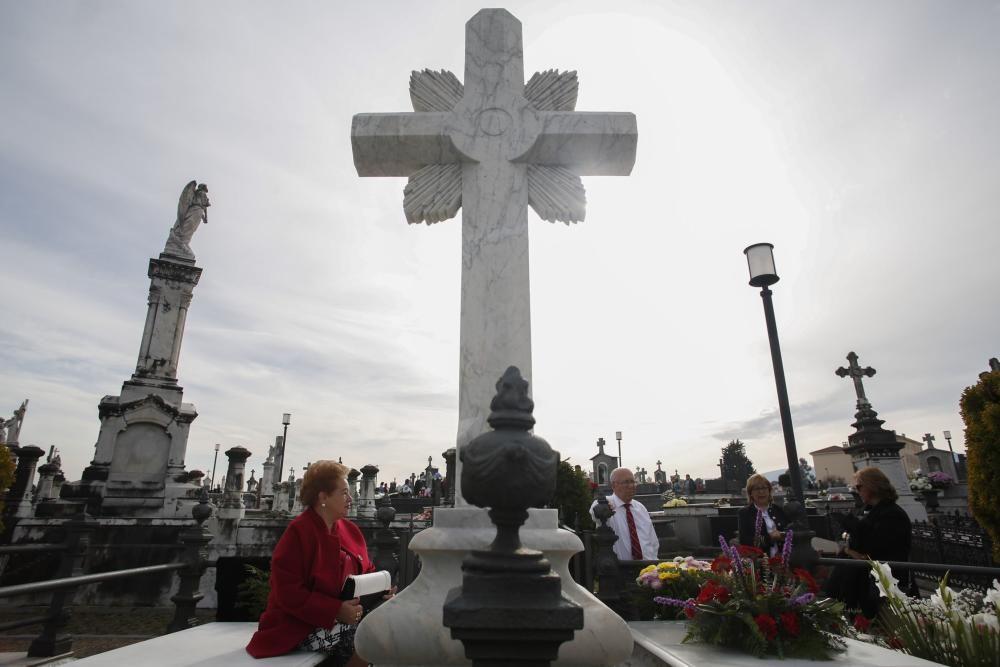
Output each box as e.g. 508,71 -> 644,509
460,367 -> 557,515
377,504 -> 396,528
592,495 -> 613,526
486,366 -> 535,430
192,486 -> 212,525
444,366 -> 581,665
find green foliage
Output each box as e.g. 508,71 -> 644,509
236,564 -> 271,620
0,446 -> 15,531
720,439 -> 756,488
553,461 -> 594,531
960,366 -> 1000,561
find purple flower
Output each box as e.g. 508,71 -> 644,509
653,595 -> 693,608
790,592 -> 814,607
719,535 -> 743,575
782,528 -> 794,565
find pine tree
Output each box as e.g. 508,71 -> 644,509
721,439 -> 756,489
960,361 -> 1000,561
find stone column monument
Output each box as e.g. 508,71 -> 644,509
71,181 -> 210,518
352,10 -> 636,665
836,351 -> 926,521
347,468 -> 360,519
358,464 -> 379,521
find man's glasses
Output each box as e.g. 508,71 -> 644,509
614,480 -> 636,486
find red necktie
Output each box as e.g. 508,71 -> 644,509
624,503 -> 643,560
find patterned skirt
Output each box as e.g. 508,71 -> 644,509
298,622 -> 357,666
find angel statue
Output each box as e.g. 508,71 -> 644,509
2,399 -> 28,445
163,180 -> 210,260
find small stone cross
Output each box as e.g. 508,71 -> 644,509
656,460 -> 662,471
835,351 -> 876,406
923,433 -> 936,449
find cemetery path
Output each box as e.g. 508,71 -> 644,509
0,606 -> 216,658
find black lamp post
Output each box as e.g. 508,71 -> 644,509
615,431 -> 622,468
275,412 -> 291,484
743,243 -> 804,502
210,443 -> 220,491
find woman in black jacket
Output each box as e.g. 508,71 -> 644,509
824,466 -> 911,618
737,473 -> 789,555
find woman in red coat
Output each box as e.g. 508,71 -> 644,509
247,460 -> 372,666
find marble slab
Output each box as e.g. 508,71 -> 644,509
621,621 -> 942,667
70,622 -> 324,667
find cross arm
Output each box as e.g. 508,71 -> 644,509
520,111 -> 637,175
351,112 -> 462,177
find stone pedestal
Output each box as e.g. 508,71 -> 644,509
355,507 -> 633,666
73,254 -> 203,516
218,446 -> 250,520
6,445 -> 44,521
358,464 -> 378,521
348,468 -> 360,519
260,460 -> 275,498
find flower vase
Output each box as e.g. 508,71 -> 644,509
920,489 -> 940,511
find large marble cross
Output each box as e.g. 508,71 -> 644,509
835,351 -> 876,407
351,9 -> 637,501
922,433 -> 936,449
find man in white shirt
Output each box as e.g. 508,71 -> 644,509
589,467 -> 659,561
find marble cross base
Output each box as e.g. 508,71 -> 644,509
355,507 -> 633,666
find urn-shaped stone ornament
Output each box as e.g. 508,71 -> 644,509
460,366 -> 558,513
445,366 -> 582,666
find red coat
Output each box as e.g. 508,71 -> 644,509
246,508 -> 373,658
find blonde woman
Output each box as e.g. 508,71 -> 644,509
737,473 -> 789,555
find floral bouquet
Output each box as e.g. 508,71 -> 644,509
870,561 -> 999,666
663,498 -> 688,508
927,471 -> 954,489
909,474 -> 933,493
635,557 -> 712,619
656,534 -> 847,659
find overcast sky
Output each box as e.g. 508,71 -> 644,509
2,1 -> 997,488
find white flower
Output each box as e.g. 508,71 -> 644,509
970,612 -> 999,631
983,580 -> 1000,611
870,561 -> 905,600
930,584 -> 956,612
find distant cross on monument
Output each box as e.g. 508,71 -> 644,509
835,351 -> 877,407
351,9 -> 637,503
923,433 -> 936,449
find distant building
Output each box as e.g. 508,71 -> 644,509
811,434 -> 922,483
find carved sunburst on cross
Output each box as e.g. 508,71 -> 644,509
403,67 -> 588,224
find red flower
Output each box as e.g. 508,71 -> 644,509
768,556 -> 784,570
853,614 -> 871,631
695,581 -> 731,604
754,613 -> 778,641
711,555 -> 732,572
684,606 -> 697,619
737,544 -> 765,559
793,568 -> 819,594
696,582 -> 716,603
780,611 -> 800,637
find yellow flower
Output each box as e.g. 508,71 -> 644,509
640,565 -> 656,576
659,571 -> 680,581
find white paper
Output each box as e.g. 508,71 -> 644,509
348,570 -> 391,597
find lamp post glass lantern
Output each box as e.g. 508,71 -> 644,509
743,243 -> 804,502
615,431 -> 622,468
943,429 -> 956,462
